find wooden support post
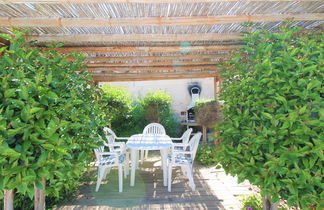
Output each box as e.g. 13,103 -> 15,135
214,76 -> 218,99
34,179 -> 46,210
4,189 -> 14,210
202,126 -> 207,142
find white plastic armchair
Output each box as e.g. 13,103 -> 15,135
171,128 -> 193,151
167,132 -> 202,192
141,123 -> 166,162
103,127 -> 129,153
94,143 -> 128,192
143,123 -> 166,135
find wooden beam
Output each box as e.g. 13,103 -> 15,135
0,0 -> 317,4
1,14 -> 323,28
86,65 -> 226,72
50,45 -> 239,53
95,75 -> 218,82
92,71 -> 219,82
27,33 -> 241,43
87,60 -> 220,67
83,54 -> 228,62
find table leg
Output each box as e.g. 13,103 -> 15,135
130,149 -> 137,187
160,148 -> 168,187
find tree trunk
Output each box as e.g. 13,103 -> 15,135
4,189 -> 14,210
34,178 -> 46,210
262,195 -> 278,210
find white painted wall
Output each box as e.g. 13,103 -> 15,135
101,78 -> 215,122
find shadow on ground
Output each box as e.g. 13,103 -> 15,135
56,153 -> 225,209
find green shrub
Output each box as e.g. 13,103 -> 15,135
194,99 -> 223,127
196,142 -> 218,165
217,23 -> 323,209
140,90 -> 180,137
0,30 -> 106,208
100,88 -> 181,137
101,84 -> 134,136
240,194 -> 262,210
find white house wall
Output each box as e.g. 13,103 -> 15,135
101,78 -> 215,122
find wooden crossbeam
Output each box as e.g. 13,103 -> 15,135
27,33 -> 241,43
86,65 -> 224,72
1,14 -> 323,28
83,54 -> 228,62
87,60 -> 220,67
0,0 -> 317,4
92,71 -> 219,82
50,45 -> 239,53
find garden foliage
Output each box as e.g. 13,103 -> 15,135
0,31 -> 106,208
217,24 -> 323,208
101,87 -> 180,137
101,84 -> 133,135
196,142 -> 218,165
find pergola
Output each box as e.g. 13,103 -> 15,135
0,0 -> 323,85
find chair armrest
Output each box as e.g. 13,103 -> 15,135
171,137 -> 182,141
98,152 -> 119,156
115,137 -> 129,140
172,143 -> 188,148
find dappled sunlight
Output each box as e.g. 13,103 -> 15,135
56,155 -> 225,209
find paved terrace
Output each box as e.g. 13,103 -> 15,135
56,155 -> 255,210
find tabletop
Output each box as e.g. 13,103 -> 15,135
126,134 -> 173,150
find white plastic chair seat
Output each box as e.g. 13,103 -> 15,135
98,154 -> 125,166
167,154 -> 192,165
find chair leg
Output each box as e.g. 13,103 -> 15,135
118,164 -> 123,193
145,150 -> 148,159
168,164 -> 172,192
103,168 -> 111,180
186,166 -> 195,191
140,150 -> 144,164
96,167 -> 105,192
124,153 -> 130,177
136,150 -> 139,169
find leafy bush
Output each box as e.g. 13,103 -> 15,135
0,30 -> 106,208
196,142 -> 218,165
100,88 -> 181,137
140,90 -> 180,137
217,23 -> 323,209
240,194 -> 263,210
194,99 -> 223,127
101,84 -> 134,135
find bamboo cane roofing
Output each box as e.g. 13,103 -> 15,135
0,1 -> 323,82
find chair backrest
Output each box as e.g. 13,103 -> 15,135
94,145 -> 105,161
143,123 -> 166,135
103,127 -> 117,144
181,128 -> 193,144
188,132 -> 202,161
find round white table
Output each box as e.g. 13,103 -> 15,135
126,134 -> 173,187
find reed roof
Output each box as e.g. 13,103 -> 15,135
0,0 -> 323,82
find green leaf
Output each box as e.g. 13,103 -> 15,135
30,107 -> 44,114
261,112 -> 273,120
47,91 -> 58,100
46,71 -> 52,84
307,79 -> 321,90
1,148 -> 20,159
4,89 -> 16,98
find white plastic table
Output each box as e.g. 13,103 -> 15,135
126,134 -> 173,187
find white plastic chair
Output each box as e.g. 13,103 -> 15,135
102,127 -> 130,170
103,127 -> 129,152
94,142 -> 127,192
171,128 -> 193,151
141,123 -> 166,162
167,132 -> 202,192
